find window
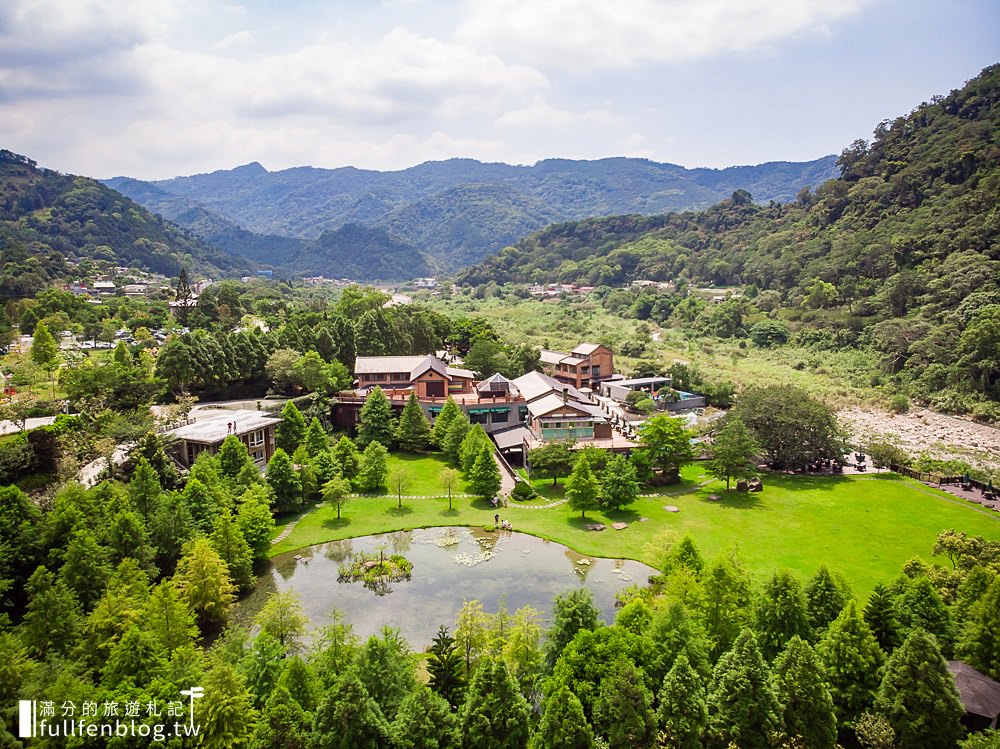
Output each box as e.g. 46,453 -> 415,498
591,365 -> 601,376
248,429 -> 264,447
491,409 -> 509,423
251,449 -> 265,465
470,411 -> 489,424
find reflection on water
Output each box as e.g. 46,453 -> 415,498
236,527 -> 657,648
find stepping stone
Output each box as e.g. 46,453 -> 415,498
664,505 -> 680,513
707,494 -> 722,502
638,517 -> 649,522
612,522 -> 628,530
584,523 -> 606,531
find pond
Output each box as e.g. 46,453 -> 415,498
236,527 -> 658,648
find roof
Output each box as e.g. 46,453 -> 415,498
539,350 -> 566,365
607,376 -> 673,388
561,356 -> 586,366
948,661 -> 1000,720
517,371 -> 589,404
167,408 -> 282,445
492,426 -> 532,450
446,366 -> 475,379
355,355 -> 452,381
571,343 -> 604,356
412,356 -> 448,379
477,372 -> 518,393
526,394 -> 592,419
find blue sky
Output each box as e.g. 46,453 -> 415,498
1,0 -> 997,180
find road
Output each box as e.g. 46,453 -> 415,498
0,416 -> 57,436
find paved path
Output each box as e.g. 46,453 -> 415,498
0,416 -> 57,436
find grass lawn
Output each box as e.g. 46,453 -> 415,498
272,457 -> 1000,599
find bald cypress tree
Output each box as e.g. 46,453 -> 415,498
863,583 -> 901,653
593,658 -> 657,749
706,629 -> 780,749
396,391 -> 433,452
805,565 -> 850,637
755,569 -> 812,660
957,574 -> 1000,679
657,653 -> 707,749
459,657 -> 531,749
817,600 -> 885,728
874,629 -> 964,749
535,686 -> 595,749
772,636 -> 837,749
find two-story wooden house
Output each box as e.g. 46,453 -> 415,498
539,342 -> 614,390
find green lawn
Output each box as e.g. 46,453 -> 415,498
271,455 -> 1000,599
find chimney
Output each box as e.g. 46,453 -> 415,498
562,388 -> 568,404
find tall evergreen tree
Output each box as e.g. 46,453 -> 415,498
566,455 -> 601,520
181,476 -> 222,532
302,416 -> 328,457
333,435 -> 361,479
237,485 -> 276,563
59,528 -> 110,611
143,579 -> 198,655
648,601 -> 711,685
895,576 -> 955,653
444,415 -> 472,466
459,657 -> 532,749
174,537 -> 237,632
468,443 -> 502,499
276,400 -> 308,454
210,510 -> 255,591
702,549 -> 755,661
266,448 -> 302,513
251,685 -> 311,749
592,658 -> 657,749
817,600 -> 885,728
391,685 -> 461,749
431,396 -> 462,448
23,565 -> 82,659
128,456 -> 162,524
427,625 -> 467,709
313,671 -> 391,749
535,686 -> 595,749
657,653 -> 708,749
357,626 -> 417,722
459,424 -> 491,473
706,629 -> 781,749
544,588 -> 601,670
150,488 -> 194,575
957,574 -> 1000,679
357,441 -> 389,492
874,629 -> 964,749
357,386 -> 396,448
772,636 -> 837,749
218,434 -> 255,481
30,319 -> 60,387
395,391 -> 433,451
806,565 -> 850,636
199,659 -> 258,749
755,569 -> 812,659
864,583 -> 901,653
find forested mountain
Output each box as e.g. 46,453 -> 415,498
105,155 -> 838,274
457,65 -> 1000,407
0,151 -> 250,295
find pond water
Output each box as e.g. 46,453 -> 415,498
236,527 -> 658,648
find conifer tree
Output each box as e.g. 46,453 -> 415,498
304,416 -> 329,457
266,448 -> 302,513
427,625 -> 466,709
128,456 -> 162,523
276,400 -> 308,454
459,657 -> 532,749
702,549 -> 754,661
432,396 -> 462,448
313,671 -> 391,749
817,600 -> 885,728
395,391 -> 433,451
30,320 -> 60,390
333,435 -> 361,479
236,485 -> 276,563
772,636 -> 837,749
150,488 -> 193,575
143,579 -> 198,655
276,656 -> 321,713
357,626 -> 418,722
806,565 -> 850,636
23,565 -> 82,659
895,576 -> 955,653
174,537 -> 237,631
460,424 -> 490,473
863,583 -> 901,653
198,659 -> 258,749
444,415 -> 472,466
59,528 -> 110,611
181,476 -> 222,532
593,658 -> 657,748
874,629 -> 964,749
391,685 -> 461,749
357,441 -> 389,492
544,588 -> 600,670
566,455 -> 600,520
210,510 -> 255,591
311,448 -> 340,485
251,686 -> 311,749
535,686 -> 595,749
657,653 -> 707,749
648,601 -> 711,685
957,574 -> 1000,679
706,416 -> 761,489
357,386 -> 396,448
468,443 -> 501,499
706,629 -> 780,749
218,434 -> 255,481
102,625 -> 163,688
755,569 -> 812,659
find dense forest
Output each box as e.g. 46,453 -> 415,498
456,65 -> 1000,414
106,155 -> 838,275
0,151 -> 251,295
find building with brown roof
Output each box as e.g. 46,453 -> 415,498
948,661 -> 1000,731
539,343 -> 614,390
354,355 -> 475,398
165,408 -> 282,468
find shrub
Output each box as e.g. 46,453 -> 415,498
970,400 -> 1000,424
510,481 -> 536,502
889,394 -> 910,414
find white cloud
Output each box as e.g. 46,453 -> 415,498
213,30 -> 254,51
495,97 -> 622,129
456,0 -> 871,70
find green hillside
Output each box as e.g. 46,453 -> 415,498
0,150 -> 250,294
106,155 -> 838,274
456,64 -> 1000,411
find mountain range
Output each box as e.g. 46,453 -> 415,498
105,155 -> 839,278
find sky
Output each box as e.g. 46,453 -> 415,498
1,0 -> 998,181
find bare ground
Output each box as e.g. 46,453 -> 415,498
839,406 -> 1000,473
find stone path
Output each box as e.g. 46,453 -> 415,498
508,498 -> 568,510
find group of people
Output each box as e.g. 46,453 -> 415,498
493,513 -> 512,531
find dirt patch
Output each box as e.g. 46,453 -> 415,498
839,406 -> 1000,473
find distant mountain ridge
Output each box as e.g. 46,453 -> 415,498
105,155 -> 839,275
